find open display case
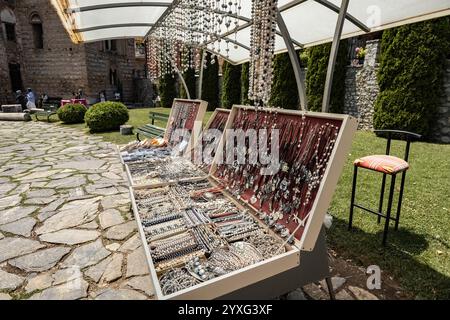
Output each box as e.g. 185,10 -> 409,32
127,105 -> 357,300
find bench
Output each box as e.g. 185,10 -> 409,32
34,105 -> 59,122
136,111 -> 169,141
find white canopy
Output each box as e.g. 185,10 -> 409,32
53,0 -> 450,64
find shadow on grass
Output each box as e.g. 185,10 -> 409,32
328,217 -> 450,299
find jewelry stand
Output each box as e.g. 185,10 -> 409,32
218,227 -> 333,300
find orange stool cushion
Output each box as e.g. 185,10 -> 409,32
354,155 -> 409,174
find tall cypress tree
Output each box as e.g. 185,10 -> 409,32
241,62 -> 252,105
201,52 -> 219,111
374,17 -> 450,138
269,52 -> 299,110
159,73 -> 177,108
180,67 -> 196,100
306,40 -> 348,113
221,61 -> 242,109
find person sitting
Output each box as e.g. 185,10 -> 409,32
26,88 -> 37,110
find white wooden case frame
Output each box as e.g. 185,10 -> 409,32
211,105 -> 358,252
128,105 -> 357,300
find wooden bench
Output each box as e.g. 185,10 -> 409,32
136,111 -> 169,141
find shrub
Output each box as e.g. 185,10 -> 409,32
221,61 -> 242,109
201,52 -> 219,111
374,17 -> 450,138
270,52 -> 299,110
57,103 -> 87,124
85,101 -> 129,133
240,62 -> 253,105
159,73 -> 177,108
180,67 -> 197,100
306,40 -> 348,113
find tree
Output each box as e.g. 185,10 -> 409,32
374,17 -> 450,138
240,62 -> 252,105
159,73 -> 177,108
180,67 -> 196,100
201,52 -> 219,111
269,52 -> 299,110
306,40 -> 348,113
221,61 -> 242,109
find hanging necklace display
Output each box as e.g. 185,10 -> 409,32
248,0 -> 278,106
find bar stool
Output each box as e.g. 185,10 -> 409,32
348,130 -> 422,246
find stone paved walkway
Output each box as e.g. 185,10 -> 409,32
0,121 -> 153,300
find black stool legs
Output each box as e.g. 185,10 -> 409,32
382,175 -> 396,246
378,173 -> 387,224
395,171 -> 407,231
348,166 -> 358,231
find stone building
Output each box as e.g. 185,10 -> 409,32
0,0 -> 148,105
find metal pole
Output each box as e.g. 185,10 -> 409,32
322,0 -> 349,113
198,50 -> 206,99
162,51 -> 191,99
277,10 -> 307,111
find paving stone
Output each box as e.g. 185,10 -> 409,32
78,221 -> 99,230
0,194 -> 21,210
19,170 -> 61,181
52,266 -> 83,286
0,217 -> 37,237
25,273 -> 53,293
94,288 -> 147,300
319,277 -> 347,292
62,239 -> 111,269
38,198 -> 67,220
0,232 -> 3,240
24,196 -> 59,205
26,189 -> 56,198
105,221 -> 137,241
0,269 -> 25,291
348,286 -> 379,300
0,183 -> 17,195
9,247 -> 71,272
124,276 -> 155,297
336,289 -> 355,300
40,229 -> 100,245
286,288 -> 307,300
29,279 -> 89,300
0,293 -> 12,300
126,248 -> 149,278
0,207 -> 39,225
54,160 -> 105,171
0,238 -> 46,263
302,283 -> 330,300
46,176 -> 88,189
99,209 -> 125,229
101,253 -> 123,283
106,243 -> 121,252
101,195 -> 131,210
119,234 -> 142,253
85,256 -> 113,283
36,202 -> 99,235
58,197 -> 101,211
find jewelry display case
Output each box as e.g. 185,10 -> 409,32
126,105 -> 357,300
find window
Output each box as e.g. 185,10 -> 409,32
110,69 -> 117,86
4,22 -> 15,41
105,40 -> 117,52
30,13 -> 43,49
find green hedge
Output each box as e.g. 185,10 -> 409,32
374,17 -> 450,138
85,102 -> 129,133
201,52 -> 219,111
221,61 -> 242,109
306,40 -> 348,113
240,62 -> 252,105
57,103 -> 86,124
159,73 -> 177,108
269,52 -> 299,110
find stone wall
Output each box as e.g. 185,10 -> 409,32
14,0 -> 89,99
0,25 -> 9,105
343,40 -> 380,130
433,60 -> 450,143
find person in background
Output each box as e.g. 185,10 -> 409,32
26,88 -> 36,109
99,91 -> 106,102
75,89 -> 83,100
114,91 -> 121,102
15,90 -> 27,111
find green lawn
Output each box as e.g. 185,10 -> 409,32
58,108 -> 214,145
61,110 -> 450,299
328,131 -> 450,299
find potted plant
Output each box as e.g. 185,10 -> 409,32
355,47 -> 367,65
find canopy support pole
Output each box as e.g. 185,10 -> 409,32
198,51 -> 207,99
277,11 -> 307,111
322,0 -> 349,113
161,51 -> 191,100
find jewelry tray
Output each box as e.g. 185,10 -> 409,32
124,105 -> 357,300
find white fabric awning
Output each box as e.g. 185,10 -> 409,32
53,0 -> 450,64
